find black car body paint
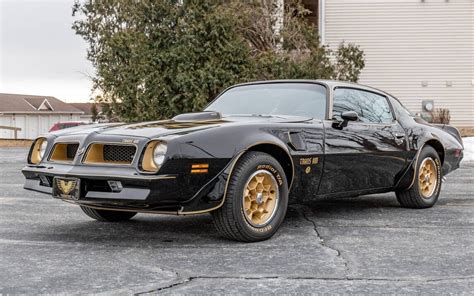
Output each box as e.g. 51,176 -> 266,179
22,80 -> 464,214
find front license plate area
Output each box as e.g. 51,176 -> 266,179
53,177 -> 80,200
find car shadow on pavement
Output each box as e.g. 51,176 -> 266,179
298,194 -> 403,217
32,194 -> 404,246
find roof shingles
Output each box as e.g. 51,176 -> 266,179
0,93 -> 83,114
69,103 -> 101,116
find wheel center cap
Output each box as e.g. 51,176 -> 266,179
424,175 -> 430,183
256,192 -> 264,204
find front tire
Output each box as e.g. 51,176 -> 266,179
396,146 -> 442,209
212,151 -> 289,242
80,206 -> 137,222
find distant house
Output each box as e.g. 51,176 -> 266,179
0,93 -> 84,139
69,103 -> 101,123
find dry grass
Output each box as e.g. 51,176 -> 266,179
0,139 -> 33,147
458,127 -> 474,137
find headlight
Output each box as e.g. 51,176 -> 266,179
153,142 -> 167,167
39,140 -> 48,159
141,141 -> 167,172
30,138 -> 48,164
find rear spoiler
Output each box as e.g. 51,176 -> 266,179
432,124 -> 463,147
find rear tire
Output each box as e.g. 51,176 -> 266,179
212,151 -> 289,242
80,206 -> 137,222
396,146 -> 442,209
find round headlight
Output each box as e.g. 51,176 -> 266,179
30,138 -> 48,164
153,142 -> 167,167
39,140 -> 48,159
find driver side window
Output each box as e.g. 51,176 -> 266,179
333,88 -> 393,124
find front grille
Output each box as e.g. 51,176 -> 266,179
103,145 -> 136,163
49,143 -> 79,162
67,144 -> 79,159
83,143 -> 136,165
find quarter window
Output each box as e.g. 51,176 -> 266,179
333,88 -> 393,124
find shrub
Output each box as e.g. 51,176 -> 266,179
430,108 -> 451,124
73,0 -> 365,122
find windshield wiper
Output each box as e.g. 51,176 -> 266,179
223,114 -> 313,121
255,114 -> 287,119
256,114 -> 313,120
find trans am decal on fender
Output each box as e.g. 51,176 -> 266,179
23,80 -> 464,242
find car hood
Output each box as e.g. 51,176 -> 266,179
50,115 -> 312,139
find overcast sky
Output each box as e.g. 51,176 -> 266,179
0,0 -> 93,102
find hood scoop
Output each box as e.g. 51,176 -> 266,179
172,111 -> 222,122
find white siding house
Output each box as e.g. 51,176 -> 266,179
69,103 -> 97,123
319,0 -> 473,127
0,93 -> 84,139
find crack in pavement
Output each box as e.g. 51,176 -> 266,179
311,225 -> 474,229
164,275 -> 474,282
134,276 -> 191,295
296,205 -> 351,276
133,275 -> 474,294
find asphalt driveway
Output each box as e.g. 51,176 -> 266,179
1,148 -> 473,294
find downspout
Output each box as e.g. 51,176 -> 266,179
318,0 -> 326,44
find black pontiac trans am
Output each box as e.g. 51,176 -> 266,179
23,80 -> 464,242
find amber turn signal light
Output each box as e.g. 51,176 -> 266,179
191,164 -> 209,174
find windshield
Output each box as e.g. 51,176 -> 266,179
205,83 -> 327,119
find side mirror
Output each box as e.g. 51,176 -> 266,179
333,111 -> 358,129
341,111 -> 359,122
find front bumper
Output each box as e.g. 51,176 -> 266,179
22,163 -> 184,212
